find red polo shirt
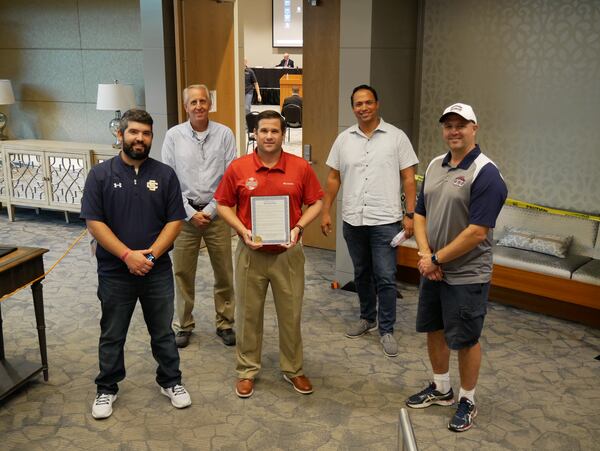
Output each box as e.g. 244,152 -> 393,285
215,151 -> 323,232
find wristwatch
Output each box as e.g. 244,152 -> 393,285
431,253 -> 441,266
405,212 -> 414,219
295,224 -> 305,238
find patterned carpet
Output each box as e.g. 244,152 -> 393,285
0,208 -> 599,450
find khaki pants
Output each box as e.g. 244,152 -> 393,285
172,218 -> 234,332
235,241 -> 306,380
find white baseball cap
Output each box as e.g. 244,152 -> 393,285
439,103 -> 477,124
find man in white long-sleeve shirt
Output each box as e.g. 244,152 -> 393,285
162,84 -> 237,348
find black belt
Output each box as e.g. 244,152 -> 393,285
187,199 -> 208,211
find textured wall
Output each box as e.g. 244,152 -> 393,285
418,0 -> 600,214
0,0 -> 144,144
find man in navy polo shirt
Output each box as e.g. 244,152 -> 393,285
405,103 -> 507,432
81,109 -> 192,419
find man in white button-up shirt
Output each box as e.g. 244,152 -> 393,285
162,84 -> 237,348
321,84 -> 418,357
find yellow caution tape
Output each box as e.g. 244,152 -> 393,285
415,174 -> 600,222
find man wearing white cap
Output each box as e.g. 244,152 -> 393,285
405,103 -> 507,432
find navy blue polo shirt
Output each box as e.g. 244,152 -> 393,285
81,154 -> 186,277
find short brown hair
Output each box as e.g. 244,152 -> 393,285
119,109 -> 153,135
256,110 -> 286,133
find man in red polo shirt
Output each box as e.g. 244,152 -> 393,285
215,110 -> 323,398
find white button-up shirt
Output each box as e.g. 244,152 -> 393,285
161,120 -> 237,220
326,118 -> 418,226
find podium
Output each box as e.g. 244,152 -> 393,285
279,74 -> 303,109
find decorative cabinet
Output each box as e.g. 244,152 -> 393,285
0,140 -> 117,221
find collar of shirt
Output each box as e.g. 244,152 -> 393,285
115,152 -> 152,175
252,150 -> 287,173
349,117 -> 390,139
442,145 -> 481,169
184,120 -> 213,140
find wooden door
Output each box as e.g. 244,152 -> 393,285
302,0 -> 340,250
174,0 -> 236,132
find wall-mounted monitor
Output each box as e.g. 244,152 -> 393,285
272,0 -> 303,48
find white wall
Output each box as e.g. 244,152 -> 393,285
240,0 -> 303,68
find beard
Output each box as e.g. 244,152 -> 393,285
122,140 -> 151,160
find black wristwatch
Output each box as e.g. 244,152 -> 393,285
405,212 -> 414,219
431,253 -> 441,266
295,224 -> 305,238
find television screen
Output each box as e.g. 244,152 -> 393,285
272,0 -> 303,48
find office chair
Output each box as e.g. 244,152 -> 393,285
281,103 -> 302,142
245,111 -> 260,152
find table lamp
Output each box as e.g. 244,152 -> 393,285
0,80 -> 16,141
96,80 -> 136,148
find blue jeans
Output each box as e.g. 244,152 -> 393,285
343,221 -> 401,335
245,92 -> 254,116
95,271 -> 181,394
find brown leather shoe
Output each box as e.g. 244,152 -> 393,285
235,379 -> 254,398
283,374 -> 313,394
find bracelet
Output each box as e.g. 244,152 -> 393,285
120,249 -> 131,261
295,224 -> 305,237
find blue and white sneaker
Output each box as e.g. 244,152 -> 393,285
405,382 -> 455,408
448,397 -> 478,432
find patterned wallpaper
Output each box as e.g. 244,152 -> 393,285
418,0 -> 600,215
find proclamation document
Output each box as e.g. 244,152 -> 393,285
251,195 -> 290,244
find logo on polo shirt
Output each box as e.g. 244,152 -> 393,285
282,182 -> 294,186
113,182 -> 122,189
245,177 -> 258,190
453,176 -> 466,187
147,180 -> 159,191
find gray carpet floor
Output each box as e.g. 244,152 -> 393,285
0,208 -> 599,450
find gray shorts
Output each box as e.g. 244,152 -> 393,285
416,278 -> 489,350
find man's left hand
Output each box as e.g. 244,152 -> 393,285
280,227 -> 301,249
403,217 -> 414,238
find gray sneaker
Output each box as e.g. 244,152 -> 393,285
345,319 -> 378,338
380,333 -> 398,357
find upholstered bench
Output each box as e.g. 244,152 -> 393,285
396,205 -> 600,327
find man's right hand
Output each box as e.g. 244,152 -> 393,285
190,211 -> 211,228
241,229 -> 263,250
124,249 -> 154,276
320,212 -> 332,236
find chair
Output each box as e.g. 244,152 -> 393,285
281,103 -> 302,142
245,111 -> 259,152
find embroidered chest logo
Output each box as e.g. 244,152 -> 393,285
282,181 -> 294,186
147,180 -> 159,191
113,182 -> 122,189
453,176 -> 466,187
246,177 -> 258,190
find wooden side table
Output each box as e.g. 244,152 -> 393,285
0,246 -> 49,400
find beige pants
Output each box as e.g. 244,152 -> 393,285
172,218 -> 234,332
235,241 -> 306,380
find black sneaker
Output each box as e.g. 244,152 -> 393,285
216,328 -> 236,346
405,382 -> 455,409
175,331 -> 191,348
448,397 -> 477,432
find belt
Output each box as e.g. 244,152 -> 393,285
187,199 -> 208,211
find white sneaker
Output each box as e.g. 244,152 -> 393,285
92,393 -> 117,419
160,384 -> 192,408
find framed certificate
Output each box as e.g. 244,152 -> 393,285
251,195 -> 290,244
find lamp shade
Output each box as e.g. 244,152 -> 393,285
96,83 -> 136,111
0,80 -> 15,105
